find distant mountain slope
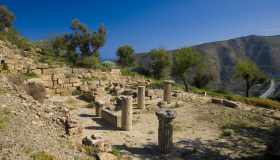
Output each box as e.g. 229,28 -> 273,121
136,35 -> 280,85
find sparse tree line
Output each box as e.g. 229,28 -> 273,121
0,5 -> 267,97
116,45 -> 267,96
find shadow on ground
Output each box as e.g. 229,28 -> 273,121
113,124 -> 275,160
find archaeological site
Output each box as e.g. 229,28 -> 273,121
1,2 -> 280,160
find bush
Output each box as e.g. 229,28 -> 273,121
80,56 -> 100,69
23,72 -> 39,80
24,82 -> 47,103
148,80 -> 164,89
120,68 -> 137,77
0,108 -> 10,129
0,29 -> 32,51
31,151 -> 56,160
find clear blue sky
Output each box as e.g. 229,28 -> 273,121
2,0 -> 280,59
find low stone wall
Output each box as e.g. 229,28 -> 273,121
101,109 -> 121,128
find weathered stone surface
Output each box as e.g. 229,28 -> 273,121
97,153 -> 117,160
156,109 -> 176,154
137,86 -> 145,109
102,109 -> 121,128
82,136 -> 112,152
222,99 -> 239,108
121,96 -> 133,131
163,80 -> 174,104
212,98 -> 223,104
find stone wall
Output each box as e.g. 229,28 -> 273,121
101,109 -> 121,128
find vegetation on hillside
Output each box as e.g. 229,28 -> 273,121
0,5 -> 32,51
0,5 -> 15,31
117,45 -> 135,67
234,59 -> 266,97
172,48 -> 212,91
148,48 -> 172,80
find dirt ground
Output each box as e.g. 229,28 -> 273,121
53,94 -> 277,160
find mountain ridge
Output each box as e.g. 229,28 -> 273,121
136,34 -> 280,84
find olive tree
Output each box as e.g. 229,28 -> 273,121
117,45 -> 135,67
234,59 -> 266,97
173,48 -> 201,91
149,48 -> 172,80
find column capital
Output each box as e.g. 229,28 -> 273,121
156,109 -> 176,120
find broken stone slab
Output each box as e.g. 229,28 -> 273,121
211,98 -> 223,104
222,99 -> 239,108
82,136 -> 112,153
101,109 -> 121,128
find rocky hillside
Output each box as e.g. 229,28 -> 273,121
136,35 -> 280,86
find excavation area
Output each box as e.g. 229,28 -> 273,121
51,81 -> 276,160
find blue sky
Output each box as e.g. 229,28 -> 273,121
1,0 -> 280,59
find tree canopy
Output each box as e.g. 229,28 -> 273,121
0,5 -> 15,31
50,19 -> 107,67
234,58 -> 266,97
117,45 -> 135,67
149,48 -> 172,80
173,48 -> 202,91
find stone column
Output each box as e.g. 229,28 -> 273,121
137,85 -> 145,109
163,80 -> 174,104
121,96 -> 133,131
156,109 -> 176,154
95,100 -> 104,117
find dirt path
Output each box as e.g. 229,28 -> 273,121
53,95 -> 275,160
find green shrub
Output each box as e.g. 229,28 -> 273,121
193,87 -> 280,110
0,29 -> 32,51
80,56 -> 100,69
72,89 -> 81,96
31,151 -> 56,160
120,68 -> 137,77
23,72 -> 38,80
148,80 -> 164,89
111,147 -> 123,160
0,108 -> 10,129
221,129 -> 234,137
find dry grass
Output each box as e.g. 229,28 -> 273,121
24,82 -> 47,103
0,108 -> 10,129
31,151 -> 56,160
227,95 -> 280,110
65,97 -> 79,110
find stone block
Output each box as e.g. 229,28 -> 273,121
101,109 -> 121,128
222,100 -> 239,108
212,98 -> 223,104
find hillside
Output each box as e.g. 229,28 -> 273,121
136,35 -> 280,88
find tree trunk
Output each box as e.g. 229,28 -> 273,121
246,79 -> 250,97
180,75 -> 189,92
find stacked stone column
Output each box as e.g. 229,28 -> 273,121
163,80 -> 174,104
156,109 -> 176,154
137,85 -> 145,109
121,96 -> 133,131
